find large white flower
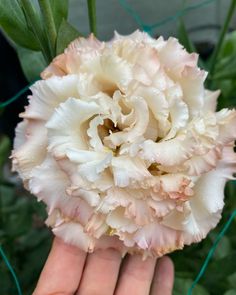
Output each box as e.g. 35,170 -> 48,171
12,31 -> 236,258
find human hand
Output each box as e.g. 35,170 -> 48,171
33,237 -> 174,295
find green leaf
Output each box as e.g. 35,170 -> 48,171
177,19 -> 206,70
0,136 -> 10,168
210,235 -> 232,260
178,19 -> 195,53
20,0 -> 52,63
16,46 -> 46,82
0,0 -> 39,50
87,0 -> 97,36
173,278 -> 209,295
228,272 -> 236,289
224,290 -> 236,295
201,252 -> 236,293
212,61 -> 236,80
0,185 -> 15,207
220,31 -> 236,57
56,19 -> 81,55
49,0 -> 69,31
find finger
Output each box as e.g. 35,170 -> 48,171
76,248 -> 122,295
150,256 -> 174,295
114,254 -> 156,295
33,237 -> 87,295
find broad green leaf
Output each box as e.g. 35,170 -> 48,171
20,0 -> 52,63
0,0 -> 39,50
0,135 -> 10,168
49,0 -> 69,31
16,46 -> 46,82
174,278 -> 209,295
56,19 -> 82,55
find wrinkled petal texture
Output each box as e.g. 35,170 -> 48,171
12,31 -> 236,258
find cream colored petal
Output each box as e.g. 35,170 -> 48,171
163,150 -> 235,244
41,34 -> 103,79
21,75 -> 81,121
66,148 -> 112,182
140,135 -> 195,166
119,137 -> 144,157
13,121 -> 27,150
204,90 -> 220,112
158,37 -> 198,74
85,92 -> 120,121
188,113 -> 219,150
105,96 -> 149,148
147,199 -> 176,218
184,146 -> 222,176
29,157 -> 94,223
29,156 -> 69,213
11,120 -> 47,180
133,222 -> 184,256
217,109 -> 236,144
98,187 -> 154,225
76,73 -> 101,97
67,33 -> 103,52
113,30 -> 153,43
143,110 -> 159,141
106,207 -> 139,233
41,53 -> 68,79
124,199 -> 154,226
85,213 -> 108,239
83,52 -> 133,92
135,86 -> 170,137
46,98 -> 100,158
59,157 -> 113,192
179,66 -> 207,116
152,67 -> 175,91
111,156 -> 151,187
52,221 -> 95,252
159,174 -> 193,199
87,116 -> 104,151
132,47 -> 160,85
165,84 -> 189,139
67,188 -> 100,207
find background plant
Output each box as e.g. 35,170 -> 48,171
0,0 -> 236,294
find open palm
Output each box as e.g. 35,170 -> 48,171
33,237 -> 174,295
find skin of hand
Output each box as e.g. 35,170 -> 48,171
33,237 -> 174,295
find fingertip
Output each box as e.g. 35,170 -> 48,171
151,256 -> 174,295
156,256 -> 174,276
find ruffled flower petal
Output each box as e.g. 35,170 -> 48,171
46,98 -> 101,157
66,148 -> 113,182
111,156 -> 151,187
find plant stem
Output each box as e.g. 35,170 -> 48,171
87,0 -> 97,36
38,0 -> 57,58
209,0 -> 236,80
20,0 -> 51,63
